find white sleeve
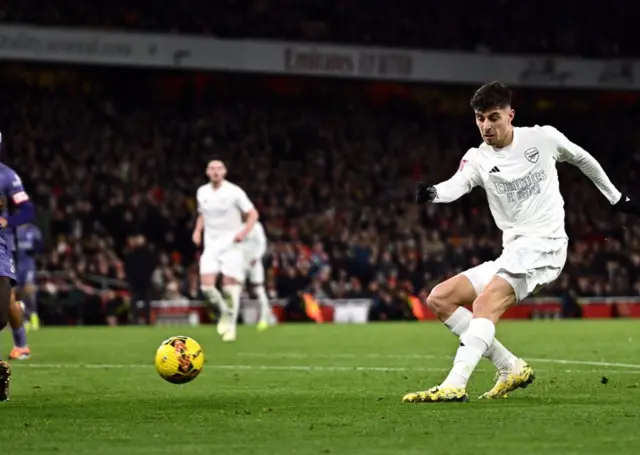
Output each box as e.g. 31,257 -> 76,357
235,187 -> 255,213
542,125 -> 621,205
432,151 -> 482,203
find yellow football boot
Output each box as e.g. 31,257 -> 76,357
403,385 -> 468,403
30,313 -> 40,331
256,320 -> 269,332
479,358 -> 535,399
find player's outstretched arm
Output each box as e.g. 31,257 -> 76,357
416,153 -> 481,204
544,125 -> 640,215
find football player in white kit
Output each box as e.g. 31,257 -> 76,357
241,221 -> 274,331
404,81 -> 640,403
192,160 -> 259,342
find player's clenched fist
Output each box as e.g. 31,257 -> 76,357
415,182 -> 437,204
615,194 -> 640,216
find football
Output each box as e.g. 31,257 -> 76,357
155,336 -> 205,384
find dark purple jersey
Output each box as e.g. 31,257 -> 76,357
0,163 -> 30,282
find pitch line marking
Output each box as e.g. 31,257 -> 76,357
9,363 -> 640,375
236,352 -> 640,369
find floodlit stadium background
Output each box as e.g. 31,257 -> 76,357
3,4 -> 640,455
1,1 -> 639,324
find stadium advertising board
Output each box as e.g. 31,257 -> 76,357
283,45 -> 413,79
0,25 -> 637,90
0,25 -> 169,67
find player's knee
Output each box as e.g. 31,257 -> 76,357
200,277 -> 215,287
8,302 -> 22,329
222,276 -> 240,286
426,283 -> 459,317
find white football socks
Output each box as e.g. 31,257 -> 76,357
443,318 -> 495,388
443,307 -> 472,337
253,285 -> 271,324
201,286 -> 225,311
444,306 -> 517,372
222,284 -> 242,325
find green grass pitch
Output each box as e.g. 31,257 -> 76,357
1,321 -> 640,454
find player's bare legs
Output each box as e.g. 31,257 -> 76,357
8,291 -> 22,327
199,272 -> 226,334
426,275 -> 520,376
8,289 -> 30,360
405,276 -> 534,403
0,277 -> 14,401
439,277 -> 514,390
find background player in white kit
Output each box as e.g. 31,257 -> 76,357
241,221 -> 274,331
404,81 -> 640,403
192,160 -> 259,342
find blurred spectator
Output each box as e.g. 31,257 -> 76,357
123,234 -> 157,324
104,290 -> 128,327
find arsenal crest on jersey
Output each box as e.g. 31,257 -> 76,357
524,147 -> 539,163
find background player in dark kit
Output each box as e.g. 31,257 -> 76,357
0,132 -> 36,401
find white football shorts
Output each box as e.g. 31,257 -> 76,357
244,256 -> 265,284
199,243 -> 245,282
462,236 -> 568,302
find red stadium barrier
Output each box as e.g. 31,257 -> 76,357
148,296 -> 640,325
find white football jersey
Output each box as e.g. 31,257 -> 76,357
196,181 -> 254,248
243,221 -> 267,260
434,125 -> 621,246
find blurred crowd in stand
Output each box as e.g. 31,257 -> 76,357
2,0 -> 636,57
2,64 -> 640,324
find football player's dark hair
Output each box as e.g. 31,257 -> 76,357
470,81 -> 512,112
